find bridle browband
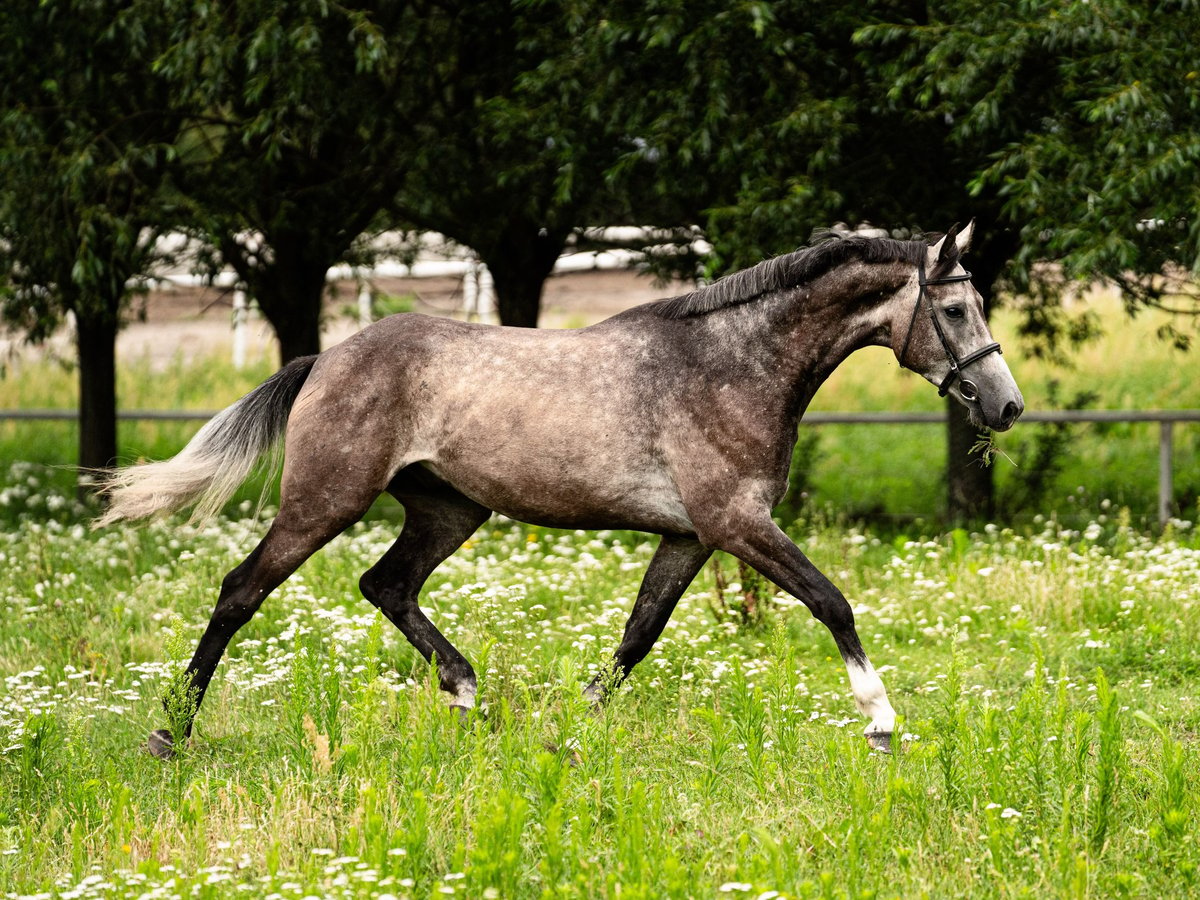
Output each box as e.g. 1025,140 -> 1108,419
898,259 -> 1003,400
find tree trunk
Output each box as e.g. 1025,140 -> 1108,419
75,305 -> 119,494
946,399 -> 993,520
265,277 -> 324,365
944,227 -> 1016,521
242,232 -> 330,365
484,226 -> 567,328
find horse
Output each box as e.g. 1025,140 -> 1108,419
99,222 -> 1023,758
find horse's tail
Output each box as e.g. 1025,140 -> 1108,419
95,355 -> 318,527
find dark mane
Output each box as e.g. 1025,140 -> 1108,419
654,235 -> 931,320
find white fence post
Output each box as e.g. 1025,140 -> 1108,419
461,259 -> 495,324
462,259 -> 479,320
232,288 -> 248,369
477,265 -> 495,325
358,284 -> 373,329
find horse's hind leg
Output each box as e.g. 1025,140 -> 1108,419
584,535 -> 711,703
148,484 -> 380,757
358,491 -> 489,715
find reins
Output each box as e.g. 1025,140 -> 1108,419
898,259 -> 1002,400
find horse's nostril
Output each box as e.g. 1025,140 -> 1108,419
1001,401 -> 1021,427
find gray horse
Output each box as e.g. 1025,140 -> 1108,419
99,223 -> 1022,757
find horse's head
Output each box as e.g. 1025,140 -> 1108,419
892,222 -> 1024,432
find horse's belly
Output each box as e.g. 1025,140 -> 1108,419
421,456 -> 695,534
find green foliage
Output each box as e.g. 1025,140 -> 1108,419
559,0 -> 881,278
858,0 -> 1200,350
934,640 -> 968,808
0,0 -> 185,468
153,0 -> 452,358
388,1 -> 711,323
0,0 -> 179,333
161,619 -> 199,754
11,712 -> 62,804
1089,670 -> 1123,854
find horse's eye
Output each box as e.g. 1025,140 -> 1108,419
944,306 -> 965,319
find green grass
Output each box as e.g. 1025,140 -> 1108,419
0,291 -> 1197,897
0,471 -> 1198,899
0,351 -> 278,508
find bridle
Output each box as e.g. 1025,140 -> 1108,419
898,259 -> 1002,400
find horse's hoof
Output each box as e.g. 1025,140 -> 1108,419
542,741 -> 584,768
864,730 -> 893,754
146,729 -> 175,759
449,703 -> 482,728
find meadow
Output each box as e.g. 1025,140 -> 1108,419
0,291 -> 1198,898
0,475 -> 1198,899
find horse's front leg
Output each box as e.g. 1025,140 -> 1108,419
697,511 -> 897,752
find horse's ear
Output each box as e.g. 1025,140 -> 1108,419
926,230 -> 954,270
955,219 -> 975,255
938,223 -> 961,266
927,222 -> 970,274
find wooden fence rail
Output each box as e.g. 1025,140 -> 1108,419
4,408 -> 1199,524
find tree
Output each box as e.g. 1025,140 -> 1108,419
585,0 -> 1192,519
581,0 -> 1017,518
156,0 -> 454,363
918,0 -> 1200,338
394,0 -> 884,327
0,1 -> 181,477
159,0 -> 858,338
388,2 -> 700,327
854,0 -> 1200,515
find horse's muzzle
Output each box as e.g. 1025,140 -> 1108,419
984,396 -> 1024,432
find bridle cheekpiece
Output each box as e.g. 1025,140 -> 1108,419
898,259 -> 1002,400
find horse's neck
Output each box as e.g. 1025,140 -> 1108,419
711,261 -> 908,411
691,260 -> 902,434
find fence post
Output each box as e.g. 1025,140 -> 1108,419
358,284 -> 373,329
232,288 -> 248,369
462,259 -> 479,320
1159,420 -> 1174,526
477,264 -> 496,325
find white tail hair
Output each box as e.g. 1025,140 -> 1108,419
95,356 -> 317,527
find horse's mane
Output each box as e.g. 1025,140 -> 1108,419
654,234 -> 936,320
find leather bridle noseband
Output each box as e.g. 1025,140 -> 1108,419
898,259 -> 1003,400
